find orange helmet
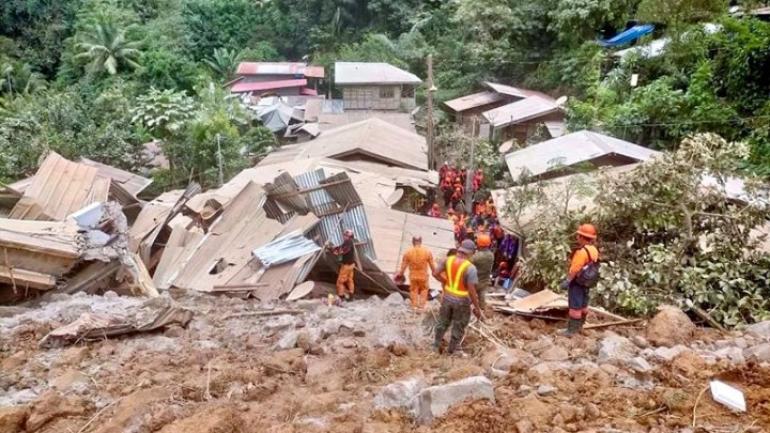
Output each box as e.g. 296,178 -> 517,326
476,234 -> 492,248
576,223 -> 597,239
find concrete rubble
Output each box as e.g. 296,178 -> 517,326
411,376 -> 495,424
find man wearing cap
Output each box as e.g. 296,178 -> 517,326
395,236 -> 436,310
331,229 -> 356,301
560,223 -> 600,336
432,239 -> 482,354
470,233 -> 495,310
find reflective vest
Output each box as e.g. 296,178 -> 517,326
444,256 -> 471,298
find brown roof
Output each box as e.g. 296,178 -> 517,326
10,153 -> 108,221
484,82 -> 554,100
80,159 -> 152,196
482,96 -> 563,129
444,91 -> 506,112
260,117 -> 428,170
317,111 -> 416,133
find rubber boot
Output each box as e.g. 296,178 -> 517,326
561,318 -> 581,337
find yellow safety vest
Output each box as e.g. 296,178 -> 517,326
444,256 -> 471,297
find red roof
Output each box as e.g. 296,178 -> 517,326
300,87 -> 319,96
236,62 -> 325,79
230,79 -> 308,93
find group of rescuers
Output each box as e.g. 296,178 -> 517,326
330,223 -> 600,355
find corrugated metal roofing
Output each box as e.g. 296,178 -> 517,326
366,206 -> 454,292
80,158 -> 152,196
335,62 -> 422,85
318,111 -> 416,133
484,82 -> 553,100
231,79 -> 308,93
236,62 -> 325,78
482,95 -> 562,129
259,117 -> 428,170
444,91 -> 506,112
252,231 -> 321,267
504,130 -> 660,180
9,152 -> 108,221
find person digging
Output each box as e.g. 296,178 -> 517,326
432,239 -> 483,355
560,223 -> 600,337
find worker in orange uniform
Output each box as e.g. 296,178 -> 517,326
560,223 -> 600,336
330,229 -> 357,301
395,236 -> 436,310
432,239 -> 482,355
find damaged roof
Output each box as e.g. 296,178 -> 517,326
259,117 -> 429,171
335,62 -> 421,85
366,206 -> 454,292
504,130 -> 659,180
484,82 -> 553,100
9,152 -> 109,221
482,95 -> 562,129
444,91 -> 507,113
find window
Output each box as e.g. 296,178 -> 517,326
401,85 -> 415,98
379,86 -> 395,98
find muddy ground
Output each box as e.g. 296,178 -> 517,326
0,291 -> 768,433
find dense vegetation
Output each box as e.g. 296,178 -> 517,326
1,0 -> 769,187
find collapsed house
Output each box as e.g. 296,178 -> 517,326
443,82 -> 566,142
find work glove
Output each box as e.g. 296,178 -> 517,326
559,278 -> 570,290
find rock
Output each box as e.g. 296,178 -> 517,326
373,377 -> 426,410
50,369 -> 91,393
340,338 -> 357,349
744,343 -> 770,362
536,384 -> 557,396
411,376 -> 495,424
0,306 -> 30,318
585,403 -> 600,418
0,406 -> 28,433
632,336 -> 649,349
747,321 -> 770,339
597,334 -> 636,365
714,347 -> 745,365
274,331 -> 299,351
509,393 -> 554,424
1,351 -> 27,371
264,315 -> 297,333
384,292 -> 405,306
540,346 -> 570,362
627,357 -> 652,374
321,319 -> 342,338
649,345 -> 689,362
388,343 -> 410,357
646,306 -> 695,347
163,325 -> 185,338
26,391 -> 87,432
142,295 -> 173,310
296,329 -> 321,352
734,337 -> 748,349
516,419 -> 534,433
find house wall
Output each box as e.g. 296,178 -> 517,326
493,111 -> 565,144
340,85 -> 416,111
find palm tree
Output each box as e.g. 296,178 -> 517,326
75,21 -> 142,75
204,48 -> 239,81
0,62 -> 47,97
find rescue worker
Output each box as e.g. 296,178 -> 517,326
331,229 -> 356,301
432,239 -> 483,355
472,169 -> 484,192
395,236 -> 436,310
470,234 -> 495,310
560,223 -> 599,336
427,203 -> 442,218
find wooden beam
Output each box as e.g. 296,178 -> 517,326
0,266 -> 56,290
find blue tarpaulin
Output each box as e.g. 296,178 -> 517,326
598,24 -> 655,47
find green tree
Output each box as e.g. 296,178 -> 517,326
204,48 -> 240,81
75,20 -> 143,75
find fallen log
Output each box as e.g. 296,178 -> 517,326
583,318 -> 643,330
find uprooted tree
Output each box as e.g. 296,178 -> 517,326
504,133 -> 770,327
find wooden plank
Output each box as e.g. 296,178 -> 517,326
0,266 -> 56,289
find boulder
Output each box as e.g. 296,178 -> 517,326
648,345 -> 689,362
373,377 -> 426,410
540,346 -> 570,362
264,315 -> 297,333
26,391 -> 87,432
627,357 -> 653,374
744,343 -> 770,362
713,347 -> 745,365
384,292 -> 405,306
0,406 -> 28,433
597,333 -> 636,365
536,384 -> 557,396
646,306 -> 695,347
274,331 -> 299,351
411,376 -> 495,424
747,321 -> 770,339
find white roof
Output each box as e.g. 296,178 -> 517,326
482,96 -> 562,128
505,130 -> 660,180
335,62 -> 422,85
259,117 -> 428,170
444,91 -> 506,112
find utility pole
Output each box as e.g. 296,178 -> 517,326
425,53 -> 435,170
465,118 -> 477,214
216,134 -> 224,187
